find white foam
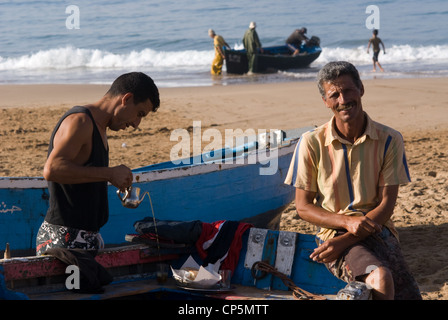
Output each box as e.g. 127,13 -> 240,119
0,44 -> 446,85
317,44 -> 448,65
0,46 -> 214,70
1,44 -> 446,72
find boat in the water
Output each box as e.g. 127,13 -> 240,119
0,127 -> 313,255
225,39 -> 322,75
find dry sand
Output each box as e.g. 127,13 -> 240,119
1,77 -> 447,299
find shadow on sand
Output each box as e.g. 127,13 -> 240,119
398,223 -> 448,296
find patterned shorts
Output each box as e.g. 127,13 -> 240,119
325,228 -> 422,300
36,221 -> 104,256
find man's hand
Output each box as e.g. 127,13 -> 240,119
344,215 -> 382,238
310,235 -> 351,263
310,216 -> 382,263
109,165 -> 133,191
310,231 -> 365,263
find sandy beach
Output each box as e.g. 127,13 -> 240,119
1,77 -> 447,299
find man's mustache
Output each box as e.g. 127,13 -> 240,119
337,102 -> 356,112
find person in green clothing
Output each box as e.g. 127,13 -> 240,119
242,21 -> 263,74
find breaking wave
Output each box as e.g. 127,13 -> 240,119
1,44 -> 447,72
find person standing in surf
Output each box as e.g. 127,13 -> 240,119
367,29 -> 386,72
208,29 -> 230,75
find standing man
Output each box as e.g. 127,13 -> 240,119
208,29 -> 230,75
285,61 -> 421,300
242,21 -> 263,74
367,29 -> 386,72
36,72 -> 160,255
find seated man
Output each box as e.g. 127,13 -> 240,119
285,61 -> 421,300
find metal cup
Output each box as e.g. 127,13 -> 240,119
116,186 -> 147,208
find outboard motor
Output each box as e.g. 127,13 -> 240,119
307,36 -> 320,47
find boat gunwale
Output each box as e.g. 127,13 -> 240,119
0,137 -> 300,188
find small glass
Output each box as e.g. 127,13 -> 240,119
156,263 -> 169,284
219,269 -> 232,289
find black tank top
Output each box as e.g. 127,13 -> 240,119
45,106 -> 109,231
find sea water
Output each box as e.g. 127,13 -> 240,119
0,0 -> 447,87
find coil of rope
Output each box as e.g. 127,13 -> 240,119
251,261 -> 326,300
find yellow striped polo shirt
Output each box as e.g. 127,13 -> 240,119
285,113 -> 411,242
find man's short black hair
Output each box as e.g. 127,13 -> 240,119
107,72 -> 160,111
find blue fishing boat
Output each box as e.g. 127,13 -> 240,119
225,41 -> 322,75
0,226 -> 348,301
0,127 -> 313,254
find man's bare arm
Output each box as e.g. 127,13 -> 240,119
295,185 -> 399,263
43,113 -> 132,190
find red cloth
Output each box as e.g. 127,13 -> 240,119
195,220 -> 252,273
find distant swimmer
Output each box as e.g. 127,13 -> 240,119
208,29 -> 230,75
367,29 -> 386,72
